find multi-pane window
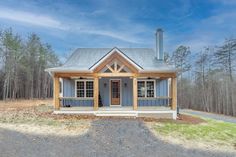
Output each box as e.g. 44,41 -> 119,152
138,81 -> 145,97
77,81 -> 84,97
137,80 -> 155,98
76,80 -> 93,98
86,81 -> 94,97
146,81 -> 155,97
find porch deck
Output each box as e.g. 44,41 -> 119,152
54,106 -> 176,119
59,106 -> 172,111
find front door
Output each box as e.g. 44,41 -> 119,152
111,80 -> 120,105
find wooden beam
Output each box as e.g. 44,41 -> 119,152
114,61 -> 117,72
117,64 -> 125,72
93,77 -> 99,110
95,73 -> 135,77
55,72 -> 94,78
106,64 -> 115,73
171,77 -> 177,110
53,76 -> 60,110
138,72 -> 176,78
133,77 -> 138,110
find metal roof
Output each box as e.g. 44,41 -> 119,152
46,47 -> 177,73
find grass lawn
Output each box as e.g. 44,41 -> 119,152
147,115 -> 236,151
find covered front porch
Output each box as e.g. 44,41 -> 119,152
53,72 -> 177,118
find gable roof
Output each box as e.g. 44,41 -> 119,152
46,47 -> 176,73
89,47 -> 143,71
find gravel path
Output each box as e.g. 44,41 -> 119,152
0,119 -> 235,157
181,109 -> 236,124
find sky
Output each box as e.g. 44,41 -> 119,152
0,0 -> 236,62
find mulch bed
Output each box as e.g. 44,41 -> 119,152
176,114 -> 206,124
43,113 -> 206,124
140,114 -> 206,124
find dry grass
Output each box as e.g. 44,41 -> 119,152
0,99 -> 91,136
0,99 -> 53,111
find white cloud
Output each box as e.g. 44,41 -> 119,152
80,29 -> 141,44
0,7 -> 143,44
0,7 -> 68,30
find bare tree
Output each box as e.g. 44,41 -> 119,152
0,28 -> 60,100
171,45 -> 191,107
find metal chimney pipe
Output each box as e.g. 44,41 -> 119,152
156,28 -> 164,60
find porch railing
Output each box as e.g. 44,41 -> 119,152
59,97 -> 94,107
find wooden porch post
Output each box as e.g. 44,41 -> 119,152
171,77 -> 177,110
94,77 -> 99,110
53,75 -> 60,110
133,77 -> 138,110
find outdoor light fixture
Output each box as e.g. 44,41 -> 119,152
124,83 -> 127,87
104,83 -> 107,87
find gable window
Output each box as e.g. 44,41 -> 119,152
76,80 -> 94,98
137,80 -> 155,98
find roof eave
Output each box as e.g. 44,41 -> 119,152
45,68 -> 93,73
139,69 -> 178,73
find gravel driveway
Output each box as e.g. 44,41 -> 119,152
0,119 -> 235,157
181,109 -> 236,124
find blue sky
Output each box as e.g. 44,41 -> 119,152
0,0 -> 236,61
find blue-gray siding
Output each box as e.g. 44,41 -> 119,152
63,78 -> 75,97
99,77 -> 133,106
62,78 -> 169,107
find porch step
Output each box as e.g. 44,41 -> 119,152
95,111 -> 138,117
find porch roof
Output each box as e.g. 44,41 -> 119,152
45,47 -> 177,73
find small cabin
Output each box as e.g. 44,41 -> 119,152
46,29 -> 177,119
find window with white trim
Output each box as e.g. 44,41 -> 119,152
137,80 -> 155,98
76,80 -> 94,98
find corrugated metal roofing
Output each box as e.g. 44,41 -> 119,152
46,48 -> 176,72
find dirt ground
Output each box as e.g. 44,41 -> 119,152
0,99 -> 92,136
0,99 -> 53,111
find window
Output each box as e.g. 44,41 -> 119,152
146,81 -> 155,97
138,81 -> 145,97
86,81 -> 94,97
137,80 -> 155,98
76,80 -> 94,98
